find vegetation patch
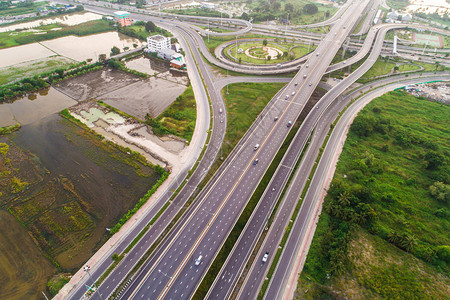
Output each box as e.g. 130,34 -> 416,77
299,90 -> 449,299
0,19 -> 113,49
145,85 -> 196,142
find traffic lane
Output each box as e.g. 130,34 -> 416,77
158,120 -> 298,298
80,16 -> 221,300
119,98 -> 294,298
207,165 -> 291,300
270,75 -> 450,299
130,102 -> 304,298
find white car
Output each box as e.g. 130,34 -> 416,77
195,255 -> 202,266
262,252 -> 269,263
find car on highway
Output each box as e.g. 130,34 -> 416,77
295,82 -> 298,86
274,116 -> 278,121
253,159 -> 259,165
262,252 -> 269,263
195,255 -> 202,266
285,94 -> 289,99
219,108 -> 223,113
303,74 -> 307,78
254,144 -> 260,151
309,82 -> 312,86
291,91 -> 295,96
287,121 -> 292,127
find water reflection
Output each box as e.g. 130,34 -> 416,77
0,87 -> 76,127
0,31 -> 144,68
0,12 -> 102,33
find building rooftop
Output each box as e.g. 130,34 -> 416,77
114,11 -> 130,17
148,35 -> 168,42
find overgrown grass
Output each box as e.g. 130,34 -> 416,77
0,19 -> 114,49
299,90 -> 449,299
145,85 -> 196,142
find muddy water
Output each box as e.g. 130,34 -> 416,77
0,32 -> 144,68
41,31 -> 145,62
0,87 -> 77,127
0,12 -> 103,33
0,112 -> 159,298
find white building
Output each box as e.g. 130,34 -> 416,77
386,11 -> 399,21
201,2 -> 218,9
157,48 -> 184,63
146,35 -> 171,53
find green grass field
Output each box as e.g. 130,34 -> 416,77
0,1 -> 49,17
300,90 -> 449,299
0,56 -> 75,85
148,85 -> 196,142
0,19 -> 113,49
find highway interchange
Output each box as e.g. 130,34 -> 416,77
53,0 -> 449,299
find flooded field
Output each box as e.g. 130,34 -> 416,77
0,12 -> 103,33
0,113 -> 161,298
0,31 -> 144,68
0,87 -> 77,127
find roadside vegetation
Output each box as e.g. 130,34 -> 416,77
243,0 -> 337,25
117,20 -> 172,41
386,0 -> 411,10
299,91 -> 449,299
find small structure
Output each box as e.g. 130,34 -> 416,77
147,35 -> 171,53
158,48 -> 184,63
237,48 -> 243,54
386,11 -> 398,21
170,59 -> 185,69
201,2 -> 218,10
172,42 -> 181,53
401,13 -> 412,22
114,11 -> 132,27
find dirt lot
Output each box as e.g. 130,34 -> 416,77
54,68 -> 140,102
99,78 -> 188,119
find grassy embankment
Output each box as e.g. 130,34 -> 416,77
299,91 -> 449,299
328,49 -> 446,82
0,19 -> 113,49
144,85 -> 196,142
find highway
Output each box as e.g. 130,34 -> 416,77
49,0 -> 449,299
114,1 -> 370,299
206,11 -> 449,299
265,73 -> 449,300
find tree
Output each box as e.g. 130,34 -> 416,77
263,39 -> 268,46
145,21 -> 156,32
241,12 -> 250,20
424,151 -> 445,170
429,181 -> 449,204
273,2 -> 281,11
285,3 -> 294,12
303,3 -> 318,14
110,46 -> 120,56
98,54 -> 107,62
267,55 -> 271,61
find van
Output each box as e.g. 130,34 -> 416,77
195,255 -> 202,266
254,144 -> 259,151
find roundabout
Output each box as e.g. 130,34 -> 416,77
222,39 -> 315,66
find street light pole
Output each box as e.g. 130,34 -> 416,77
84,265 -> 104,300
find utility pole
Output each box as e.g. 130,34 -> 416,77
84,265 -> 103,300
235,35 -> 238,62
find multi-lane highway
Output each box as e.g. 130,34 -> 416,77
114,1 -> 370,299
51,0 -> 449,299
